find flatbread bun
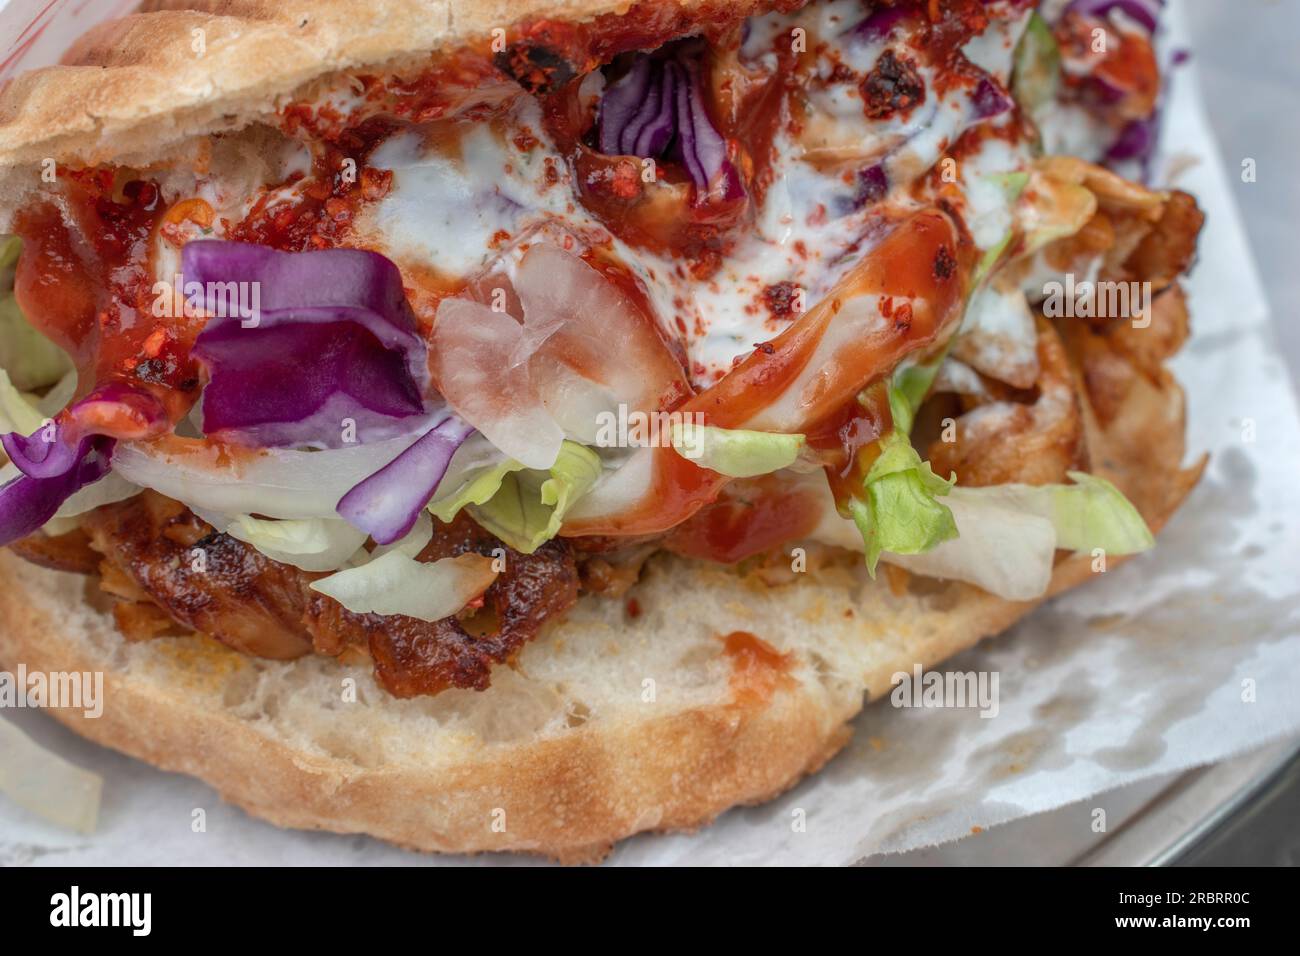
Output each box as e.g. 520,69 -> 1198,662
0,0 -> 1203,860
0,388 -> 1200,861
0,0 -> 772,172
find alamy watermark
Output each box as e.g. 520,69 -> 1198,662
890,664 -> 999,719
594,404 -> 707,457
50,886 -> 151,936
1041,274 -> 1151,328
0,666 -> 103,718
151,275 -> 263,328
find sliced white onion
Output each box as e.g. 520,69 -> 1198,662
53,470 -> 140,518
883,493 -> 1057,601
433,244 -> 690,470
309,550 -> 497,622
531,354 -> 621,446
808,478 -> 1057,601
566,446 -> 651,522
514,243 -> 685,415
36,369 -> 78,418
0,716 -> 102,834
370,511 -> 433,560
432,297 -> 564,470
112,434 -> 427,520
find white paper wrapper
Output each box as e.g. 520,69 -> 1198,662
1,0 -> 1298,866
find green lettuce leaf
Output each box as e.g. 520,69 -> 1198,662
1012,11 -> 1061,123
669,422 -> 805,477
846,388 -> 957,574
816,464 -> 1152,600
428,459 -> 528,524
0,282 -> 74,392
952,471 -> 1154,555
0,236 -> 20,272
993,171 -> 1031,201
456,440 -> 602,554
971,172 -> 1031,284
224,514 -> 368,572
0,367 -> 47,437
879,492 -> 1057,601
890,361 -> 942,434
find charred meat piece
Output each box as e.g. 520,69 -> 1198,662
82,491 -> 316,660
928,317 -> 1087,487
7,526 -> 101,575
78,493 -> 580,696
494,41 -> 577,94
860,50 -> 925,121
304,513 -> 580,697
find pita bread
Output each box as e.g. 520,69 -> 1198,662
0,0 -> 1203,860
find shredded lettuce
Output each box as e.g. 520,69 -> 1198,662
845,388 -> 957,574
825,469 -> 1152,599
817,468 -> 1152,600
669,422 -> 805,477
0,291 -> 74,392
309,550 -> 497,622
890,358 -> 945,433
0,236 -> 19,271
428,459 -> 527,524
441,440 -> 601,554
1012,12 -> 1061,127
973,174 -> 1030,283
992,171 -> 1031,201
889,473 -> 1152,599
0,368 -> 47,437
841,158 -> 1070,575
371,511 -> 434,560
884,492 -> 1057,600
223,514 -> 368,572
952,471 -> 1154,555
848,449 -> 957,575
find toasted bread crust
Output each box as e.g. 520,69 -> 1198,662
0,406 -> 1200,861
0,0 -> 1205,861
0,560 -> 857,863
0,0 -> 774,173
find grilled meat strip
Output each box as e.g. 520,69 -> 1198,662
7,526 -> 102,575
306,513 -> 580,697
82,491 -> 318,660
79,491 -> 579,695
